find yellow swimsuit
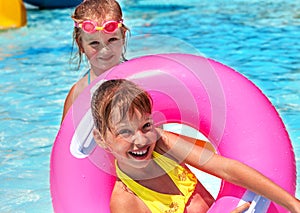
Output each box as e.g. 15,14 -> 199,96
116,151 -> 198,213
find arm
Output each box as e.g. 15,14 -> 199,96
61,84 -> 76,123
158,130 -> 300,213
61,75 -> 89,123
61,77 -> 87,123
202,155 -> 299,212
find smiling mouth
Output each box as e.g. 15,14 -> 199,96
129,147 -> 150,159
99,55 -> 113,60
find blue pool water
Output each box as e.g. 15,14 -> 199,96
0,0 -> 299,212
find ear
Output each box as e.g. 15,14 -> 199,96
93,129 -> 107,149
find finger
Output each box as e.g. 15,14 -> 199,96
231,202 -> 251,213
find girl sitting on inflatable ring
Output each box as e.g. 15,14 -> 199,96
91,79 -> 300,213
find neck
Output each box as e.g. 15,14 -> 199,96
90,61 -> 122,79
89,68 -> 104,83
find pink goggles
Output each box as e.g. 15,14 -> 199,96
74,20 -> 123,34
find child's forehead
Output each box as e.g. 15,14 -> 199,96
110,108 -> 151,124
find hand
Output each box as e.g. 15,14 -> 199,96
289,198 -> 300,213
230,202 -> 251,213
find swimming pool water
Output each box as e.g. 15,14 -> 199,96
0,0 -> 299,212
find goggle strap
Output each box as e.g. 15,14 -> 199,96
95,26 -> 104,30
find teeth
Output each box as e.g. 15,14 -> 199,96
131,149 -> 147,156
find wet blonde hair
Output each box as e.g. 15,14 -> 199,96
91,79 -> 152,138
71,0 -> 129,70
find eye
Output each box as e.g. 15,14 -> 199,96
108,37 -> 120,43
89,41 -> 100,46
117,128 -> 133,138
143,122 -> 153,132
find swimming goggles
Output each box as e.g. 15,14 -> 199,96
74,20 -> 123,34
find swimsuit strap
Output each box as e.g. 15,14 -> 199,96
115,151 -> 197,213
88,69 -> 91,85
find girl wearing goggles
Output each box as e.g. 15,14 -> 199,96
62,0 -> 129,122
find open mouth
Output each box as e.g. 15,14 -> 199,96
128,147 -> 150,159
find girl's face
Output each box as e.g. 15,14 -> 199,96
103,109 -> 157,171
80,29 -> 124,74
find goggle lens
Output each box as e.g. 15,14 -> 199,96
82,21 -> 97,33
103,21 -> 119,33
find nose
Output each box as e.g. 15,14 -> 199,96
98,44 -> 111,54
132,130 -> 148,147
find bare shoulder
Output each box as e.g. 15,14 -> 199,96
110,181 -> 150,213
61,76 -> 88,122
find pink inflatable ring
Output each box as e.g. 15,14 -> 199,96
50,54 -> 296,212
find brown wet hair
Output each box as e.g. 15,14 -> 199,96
91,79 -> 152,138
